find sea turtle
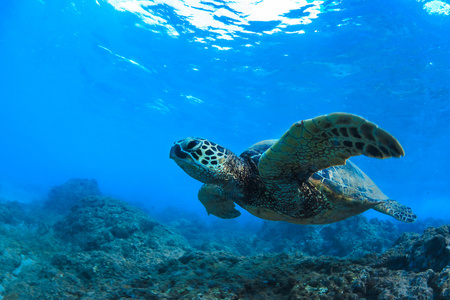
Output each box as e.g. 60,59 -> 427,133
170,113 -> 417,224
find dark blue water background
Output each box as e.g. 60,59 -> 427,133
1,0 -> 449,222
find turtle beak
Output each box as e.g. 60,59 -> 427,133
170,143 -> 188,160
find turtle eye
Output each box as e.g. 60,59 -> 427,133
186,140 -> 199,150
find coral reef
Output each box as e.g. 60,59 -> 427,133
0,200 -> 26,225
44,178 -> 101,214
0,179 -> 449,299
158,207 -> 260,256
1,192 -> 190,299
377,225 -> 450,272
54,195 -> 189,259
163,211 -> 406,258
255,215 -> 399,257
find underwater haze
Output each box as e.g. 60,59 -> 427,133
1,0 -> 450,221
2,1 -> 450,299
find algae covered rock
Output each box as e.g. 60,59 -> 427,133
256,215 -> 399,257
54,195 -> 190,262
44,178 -> 102,214
378,225 -> 450,272
1,179 -> 450,299
320,215 -> 399,257
165,214 -> 260,256
0,199 -> 43,227
0,201 -> 23,225
1,192 -> 192,299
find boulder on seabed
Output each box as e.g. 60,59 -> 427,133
44,178 -> 102,214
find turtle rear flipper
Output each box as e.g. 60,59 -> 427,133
198,184 -> 241,219
373,199 -> 417,223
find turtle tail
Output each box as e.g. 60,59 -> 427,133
372,199 -> 417,223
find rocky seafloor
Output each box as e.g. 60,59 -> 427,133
0,179 -> 449,299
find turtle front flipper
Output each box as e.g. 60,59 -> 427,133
373,199 -> 417,223
258,113 -> 405,202
198,184 -> 241,219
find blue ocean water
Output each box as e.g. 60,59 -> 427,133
0,0 -> 449,222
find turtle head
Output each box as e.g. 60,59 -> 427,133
170,137 -> 232,184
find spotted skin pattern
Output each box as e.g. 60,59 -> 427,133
170,113 -> 417,224
170,137 -> 234,185
170,137 -> 247,219
373,200 -> 417,223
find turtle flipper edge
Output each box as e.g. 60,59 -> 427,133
373,199 -> 417,223
258,113 -> 405,202
198,184 -> 241,219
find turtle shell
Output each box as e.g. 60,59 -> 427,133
311,160 -> 388,203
